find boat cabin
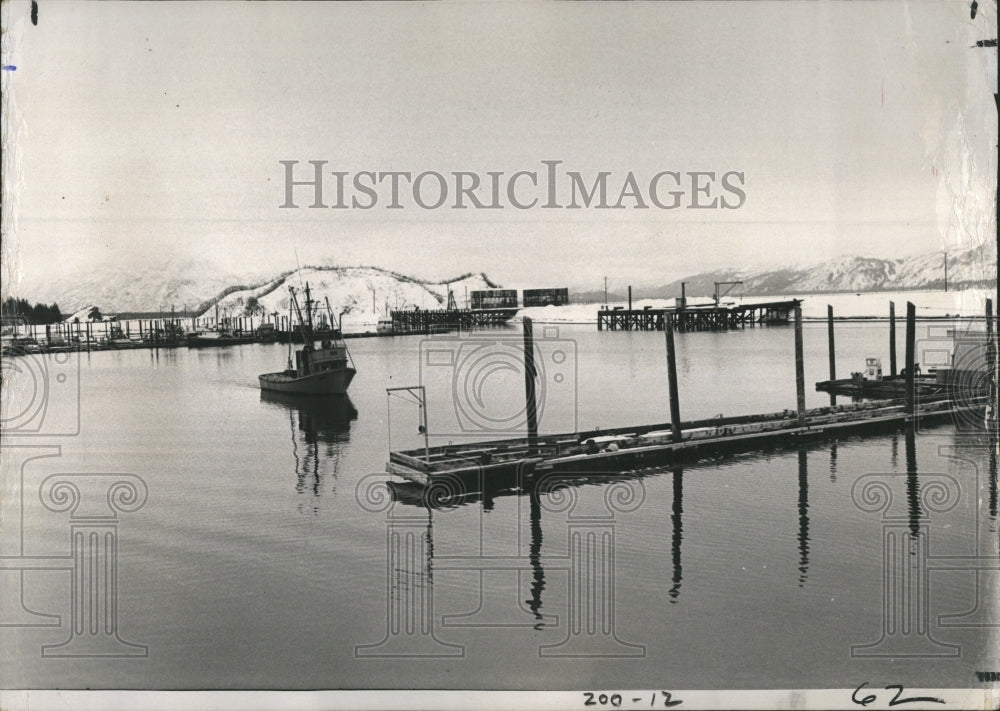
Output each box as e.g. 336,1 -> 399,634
296,342 -> 349,375
863,357 -> 883,382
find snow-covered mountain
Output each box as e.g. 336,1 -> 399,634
651,242 -> 995,298
24,256 -> 265,316
19,241 -> 997,315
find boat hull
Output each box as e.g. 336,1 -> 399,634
258,367 -> 355,395
186,335 -> 256,348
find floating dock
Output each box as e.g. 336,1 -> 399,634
385,398 -> 979,491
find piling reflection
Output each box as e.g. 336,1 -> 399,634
388,473 -> 549,623
260,392 -> 357,513
989,435 -> 998,526
378,428 -> 961,610
526,487 -> 545,627
363,424 -> 993,660
669,468 -> 683,602
385,448 -> 818,606
905,425 -> 920,541
797,449 -> 810,587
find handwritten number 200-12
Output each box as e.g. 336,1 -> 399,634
852,682 -> 945,707
582,692 -> 682,707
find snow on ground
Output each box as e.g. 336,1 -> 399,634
210,266 -> 495,332
517,288 -> 995,324
62,305 -> 102,323
60,286 -> 994,331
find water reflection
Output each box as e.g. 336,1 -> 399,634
526,487 -> 545,628
379,427 -> 967,606
386,452 -> 812,606
989,435 -> 997,527
797,449 -> 810,587
669,468 -> 683,602
260,392 -> 357,513
905,425 -> 920,540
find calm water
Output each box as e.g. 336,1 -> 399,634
1,322 -> 997,690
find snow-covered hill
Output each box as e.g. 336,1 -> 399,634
207,266 -> 496,327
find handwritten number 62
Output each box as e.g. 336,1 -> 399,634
852,682 -> 945,707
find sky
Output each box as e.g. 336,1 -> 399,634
1,1 -> 996,297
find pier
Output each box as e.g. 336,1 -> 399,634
390,308 -> 518,335
597,299 -> 799,331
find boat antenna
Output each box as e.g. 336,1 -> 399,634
293,246 -> 306,294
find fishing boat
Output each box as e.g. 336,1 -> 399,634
258,283 -> 356,396
185,326 -> 256,348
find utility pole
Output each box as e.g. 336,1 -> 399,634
604,276 -> 608,309
943,252 -> 948,292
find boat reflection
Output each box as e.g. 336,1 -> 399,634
260,392 -> 357,513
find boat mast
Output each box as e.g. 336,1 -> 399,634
325,295 -> 355,368
289,286 -> 310,346
286,294 -> 293,370
304,283 -> 315,343
324,296 -> 339,332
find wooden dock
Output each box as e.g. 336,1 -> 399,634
597,299 -> 799,332
390,308 -> 518,334
385,398 -> 982,492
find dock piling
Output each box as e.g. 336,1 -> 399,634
889,301 -> 897,377
665,316 -> 682,441
905,302 -> 916,416
827,305 -> 836,406
794,303 -> 806,426
523,317 -> 539,454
